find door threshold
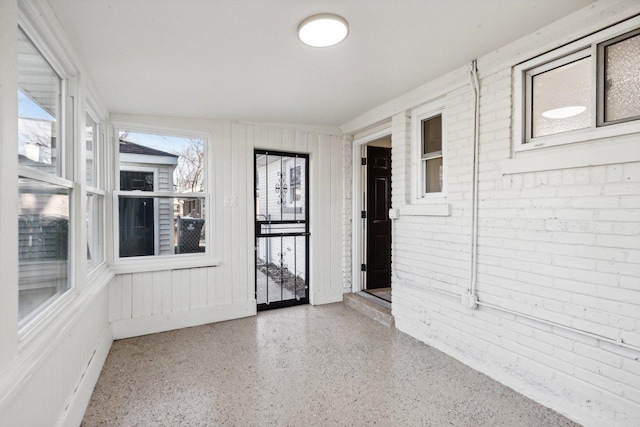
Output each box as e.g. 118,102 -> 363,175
345,292 -> 394,327
358,291 -> 391,309
364,287 -> 391,303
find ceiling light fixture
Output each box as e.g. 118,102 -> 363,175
541,106 -> 587,119
298,13 -> 349,47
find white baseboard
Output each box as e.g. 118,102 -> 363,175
311,288 -> 343,305
57,325 -> 113,427
112,301 -> 257,339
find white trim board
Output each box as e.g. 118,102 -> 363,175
112,301 -> 256,339
56,324 -> 112,427
351,127 -> 393,294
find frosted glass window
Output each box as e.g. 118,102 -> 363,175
604,33 -> 640,122
516,20 -> 640,149
532,57 -> 592,138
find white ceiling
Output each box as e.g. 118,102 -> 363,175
47,0 -> 595,127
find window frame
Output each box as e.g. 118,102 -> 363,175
111,125 -> 216,273
85,109 -> 106,274
411,98 -> 447,202
17,24 -> 76,330
513,16 -> 640,152
596,27 -> 640,127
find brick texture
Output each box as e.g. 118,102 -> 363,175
381,15 -> 640,427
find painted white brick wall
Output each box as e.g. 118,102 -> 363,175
342,134 -> 353,292
376,6 -> 640,427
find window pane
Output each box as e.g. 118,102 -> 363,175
121,170 -> 154,191
86,114 -> 98,187
255,154 -> 307,222
118,131 -> 206,259
532,57 -> 591,138
18,28 -> 61,175
422,115 -> 442,155
87,193 -> 104,270
604,33 -> 640,122
119,196 -> 206,257
119,132 -> 204,193
425,157 -> 443,193
18,178 -> 70,322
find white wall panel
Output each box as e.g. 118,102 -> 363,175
0,0 -> 19,374
109,118 -> 346,336
0,284 -> 112,427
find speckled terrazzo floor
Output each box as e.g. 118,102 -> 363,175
82,303 -> 578,427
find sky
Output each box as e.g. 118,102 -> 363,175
18,87 -> 203,157
18,90 -> 55,121
119,131 -> 202,155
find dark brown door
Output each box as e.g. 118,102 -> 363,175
366,146 -> 391,289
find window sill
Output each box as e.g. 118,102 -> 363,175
515,120 -> 640,153
502,133 -> 640,175
396,203 -> 450,217
110,254 -> 221,275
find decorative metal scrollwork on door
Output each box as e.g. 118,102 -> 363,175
275,171 -> 288,205
277,251 -> 288,272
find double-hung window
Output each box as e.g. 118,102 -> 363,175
514,17 -> 640,150
115,130 -> 208,263
412,98 -> 446,199
86,112 -> 105,271
17,26 -> 73,325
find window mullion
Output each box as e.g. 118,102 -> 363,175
594,42 -> 603,128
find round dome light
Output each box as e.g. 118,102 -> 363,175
298,14 -> 349,48
541,106 -> 587,119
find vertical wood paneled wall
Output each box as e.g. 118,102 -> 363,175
109,118 -> 346,339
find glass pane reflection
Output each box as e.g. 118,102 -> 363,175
18,178 -> 70,322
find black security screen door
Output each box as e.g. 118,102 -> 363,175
255,150 -> 309,310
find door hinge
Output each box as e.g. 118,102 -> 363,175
361,264 -> 366,272
361,157 -> 367,165
361,210 -> 366,219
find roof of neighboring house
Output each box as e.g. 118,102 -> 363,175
119,139 -> 179,158
19,154 -> 56,173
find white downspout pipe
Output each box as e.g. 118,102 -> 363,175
387,60 -> 640,352
464,60 -> 480,309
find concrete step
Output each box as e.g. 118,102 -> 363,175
343,292 -> 394,328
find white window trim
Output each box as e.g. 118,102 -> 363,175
111,125 -> 218,273
119,165 -> 160,256
351,126 -> 392,294
85,109 -> 102,192
112,191 -> 210,259
85,108 -> 107,274
411,97 -> 447,204
17,18 -> 81,332
513,15 -> 640,152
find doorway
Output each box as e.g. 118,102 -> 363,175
254,150 -> 309,311
352,131 -> 393,304
364,145 -> 392,302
